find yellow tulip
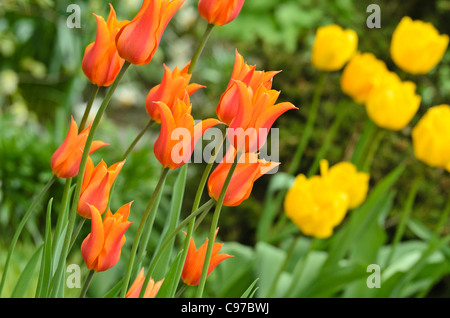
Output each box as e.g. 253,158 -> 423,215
365,71 -> 421,131
311,24 -> 358,72
284,174 -> 349,239
412,104 -> 450,170
320,160 -> 370,209
390,16 -> 449,74
340,52 -> 389,104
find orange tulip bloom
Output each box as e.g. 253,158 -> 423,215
182,228 -> 232,286
82,4 -> 128,87
125,268 -> 164,298
145,62 -> 204,123
51,116 -> 108,179
115,0 -> 185,65
81,203 -> 133,272
217,49 -> 280,125
208,149 -> 280,206
77,157 -> 125,218
227,80 -> 297,152
153,98 -> 223,170
198,0 -> 245,26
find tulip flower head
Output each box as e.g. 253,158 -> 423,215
284,173 -> 349,239
153,98 -> 223,170
198,0 -> 245,26
227,80 -> 297,153
340,52 -> 389,104
125,268 -> 164,298
208,149 -> 280,207
412,104 -> 450,171
320,159 -> 370,210
81,203 -> 133,272
78,157 -> 125,218
82,4 -> 128,87
217,49 -> 281,125
365,71 -> 421,131
115,0 -> 185,65
145,62 -> 204,123
311,24 -> 358,72
182,228 -> 233,286
285,160 -> 369,239
390,16 -> 449,75
51,116 -> 108,179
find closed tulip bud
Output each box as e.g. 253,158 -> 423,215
365,72 -> 421,131
115,0 -> 185,65
390,17 -> 449,75
78,157 -> 125,218
412,104 -> 450,170
51,116 -> 108,179
145,63 -> 204,123
227,80 -> 297,153
207,149 -> 280,207
284,174 -> 349,239
311,24 -> 358,72
153,98 -> 223,170
182,228 -> 232,286
340,52 -> 389,104
81,203 -> 133,272
217,49 -> 280,125
198,0 -> 245,26
320,160 -> 370,210
125,268 -> 164,298
82,4 -> 128,87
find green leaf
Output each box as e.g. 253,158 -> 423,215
156,251 -> 183,298
240,278 -> 259,298
11,245 -> 43,298
102,278 -> 123,298
152,165 -> 187,280
35,197 -> 53,298
254,242 -> 286,297
322,163 -> 405,272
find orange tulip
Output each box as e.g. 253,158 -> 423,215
115,0 -> 185,65
125,268 -> 164,298
77,157 -> 125,218
182,228 -> 232,286
145,62 -> 204,123
227,80 -> 297,152
208,149 -> 280,206
198,0 -> 245,26
82,4 -> 128,87
153,98 -> 223,170
81,203 -> 133,272
51,116 -> 108,179
217,49 -> 280,125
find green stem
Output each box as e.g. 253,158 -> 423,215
139,199 -> 216,298
174,133 -> 226,293
50,61 -> 131,297
0,174 -> 56,297
385,177 -> 420,267
285,237 -> 318,297
79,85 -> 100,131
195,151 -> 242,298
52,178 -> 73,257
362,127 -> 385,173
69,218 -> 86,253
119,167 -> 170,298
188,23 -> 214,75
288,72 -> 327,175
79,270 -> 95,298
121,119 -> 153,161
266,234 -> 300,297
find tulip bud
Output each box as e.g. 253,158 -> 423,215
198,0 -> 245,26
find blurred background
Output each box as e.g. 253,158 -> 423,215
0,0 -> 449,297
